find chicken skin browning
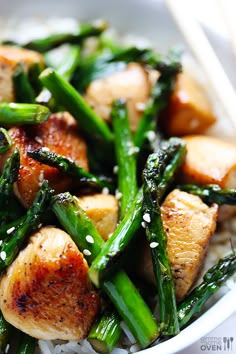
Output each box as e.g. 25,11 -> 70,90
0,112 -> 88,208
0,227 -> 100,340
140,189 -> 218,301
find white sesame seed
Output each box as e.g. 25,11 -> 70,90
115,190 -> 123,200
83,249 -> 91,256
128,146 -> 140,156
41,146 -> 50,152
0,251 -> 6,261
143,213 -> 151,223
108,233 -> 113,239
35,136 -> 43,144
0,240 -> 2,246
136,102 -> 147,112
102,187 -> 109,195
38,223 -> 43,229
141,221 -> 146,228
38,171 -> 44,182
146,130 -> 156,142
6,226 -> 15,234
5,344 -> 10,353
86,235 -> 94,244
150,242 -> 159,248
113,165 -> 119,174
9,103 -> 17,108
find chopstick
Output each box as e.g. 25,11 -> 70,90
166,0 -> 236,131
218,0 -> 236,56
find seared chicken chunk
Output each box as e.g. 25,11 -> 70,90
139,189 -> 218,301
163,72 -> 216,136
84,63 -> 152,131
0,45 -> 44,102
77,193 -> 118,240
0,226 -> 100,340
182,135 -> 236,188
0,112 -> 88,208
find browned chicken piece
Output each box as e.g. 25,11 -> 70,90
0,45 -> 44,102
182,135 -> 236,187
0,112 -> 88,208
163,72 -> 216,136
77,193 -> 118,241
139,189 -> 218,301
0,226 -> 100,340
84,63 -> 153,131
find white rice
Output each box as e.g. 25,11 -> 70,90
1,17 -> 236,354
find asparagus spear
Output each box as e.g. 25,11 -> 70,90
36,45 -> 80,106
28,148 -> 113,192
88,309 -> 121,354
0,103 -> 50,126
13,63 -> 35,103
143,153 -> 179,335
16,333 -> 36,354
22,20 -> 108,53
52,193 -> 159,349
39,68 -> 113,142
0,311 -> 12,354
178,252 -> 236,328
111,99 -> 137,218
134,72 -> 177,150
0,128 -> 12,155
89,138 -> 186,287
0,180 -> 53,273
179,184 -> 236,205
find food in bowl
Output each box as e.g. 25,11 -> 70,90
0,17 -> 235,354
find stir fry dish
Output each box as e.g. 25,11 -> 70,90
0,19 -> 235,354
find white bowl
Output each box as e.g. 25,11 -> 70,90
1,1 -> 236,353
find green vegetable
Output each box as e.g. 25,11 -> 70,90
28,148 -> 113,192
39,68 -> 113,142
178,252 -> 236,328
89,138 -> 186,288
52,192 -> 159,349
0,103 -> 50,126
13,63 -> 35,103
23,20 -> 108,52
179,184 -> 236,205
88,309 -> 121,354
0,311 -> 12,354
0,217 -> 24,240
0,128 -> 12,155
111,99 -> 137,218
143,152 -> 179,335
16,333 -> 36,354
0,180 -> 53,273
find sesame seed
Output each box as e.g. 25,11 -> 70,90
0,251 -> 6,261
83,249 -> 91,256
102,187 -> 109,195
141,221 -> 146,228
143,213 -> 151,223
5,344 -> 10,353
108,233 -> 113,239
6,227 -> 15,234
136,102 -> 146,112
9,103 -> 17,108
41,146 -> 50,152
0,240 -> 2,246
86,235 -> 94,244
38,171 -> 44,182
128,146 -> 140,156
38,223 -> 43,229
150,242 -> 159,248
113,165 -> 119,174
146,131 -> 156,142
35,136 -> 43,144
115,190 -> 123,200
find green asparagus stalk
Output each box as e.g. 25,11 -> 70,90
36,45 -> 80,106
178,252 -> 236,328
23,20 -> 107,52
0,128 -> 12,155
16,333 -> 36,354
134,73 -> 177,150
28,148 -> 113,192
0,180 -> 53,273
111,99 -> 137,218
89,138 -> 186,288
143,153 -> 179,335
0,103 -> 50,126
13,63 -> 35,103
39,68 -> 113,142
52,193 -> 159,349
0,311 -> 12,354
179,184 -> 236,205
88,309 -> 121,354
